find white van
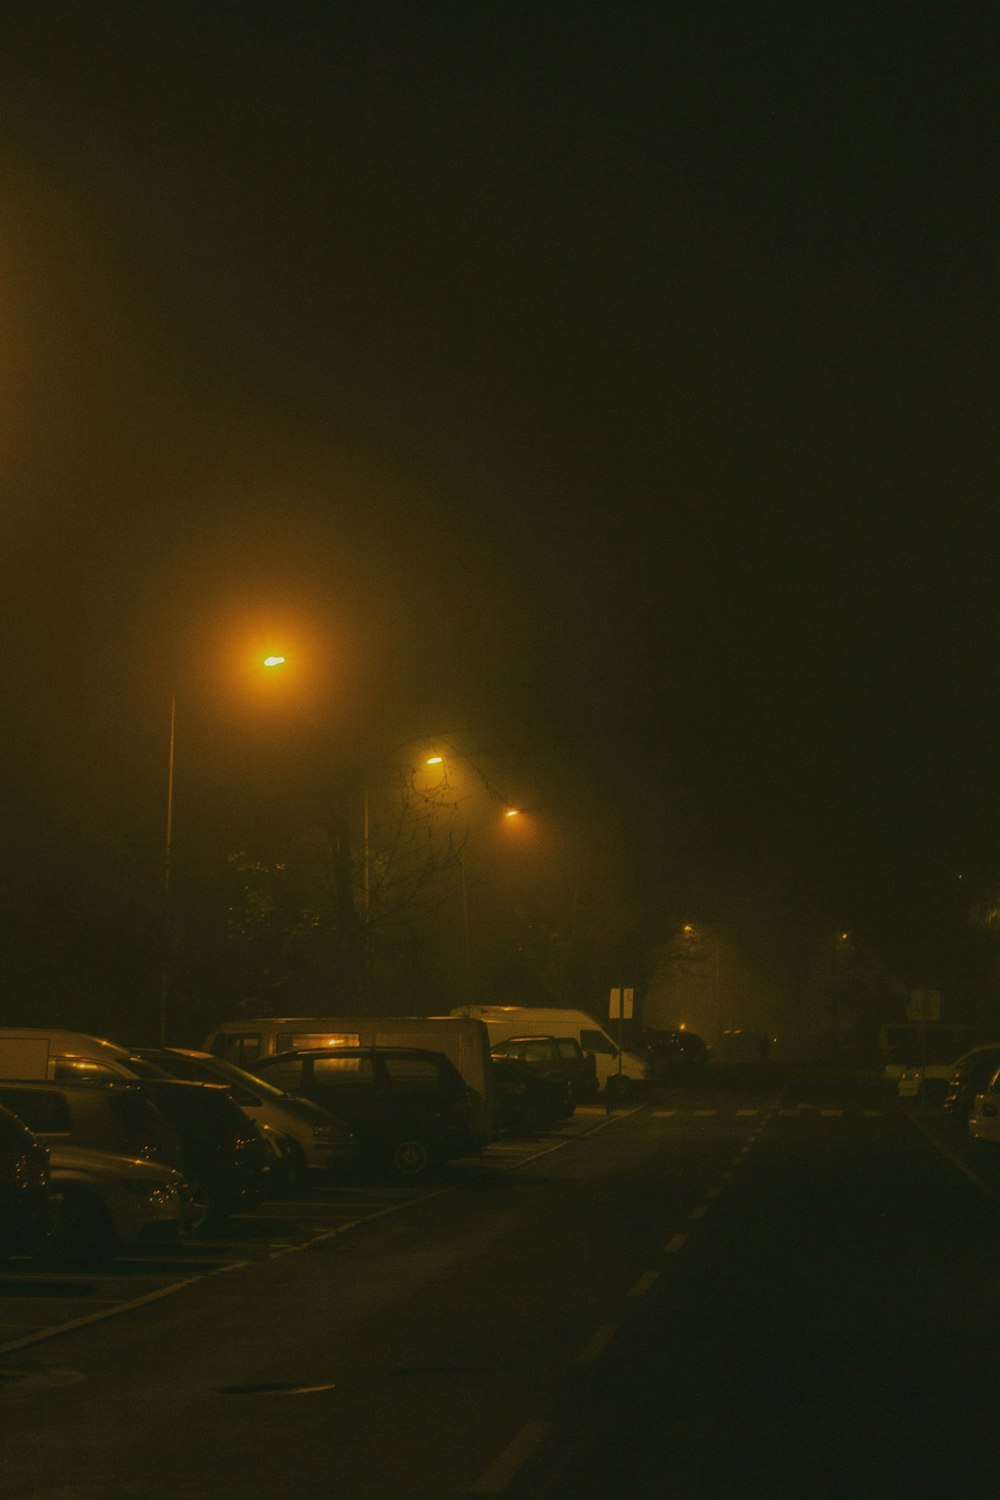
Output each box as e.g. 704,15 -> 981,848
0,1029 -> 164,1082
450,1005 -> 649,1095
203,1016 -> 495,1139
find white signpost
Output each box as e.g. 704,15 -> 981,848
608,987 -> 635,1108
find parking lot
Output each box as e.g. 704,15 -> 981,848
0,1105 -> 620,1354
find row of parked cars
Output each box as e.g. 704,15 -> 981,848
0,1014 -> 628,1269
893,1040 -> 1000,1147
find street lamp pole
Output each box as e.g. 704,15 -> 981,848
159,690 -> 177,1047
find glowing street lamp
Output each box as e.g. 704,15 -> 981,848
264,655 -> 285,667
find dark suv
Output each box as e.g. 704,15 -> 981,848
249,1047 -> 476,1177
489,1035 -> 599,1104
0,1103 -> 53,1262
133,1079 -> 269,1228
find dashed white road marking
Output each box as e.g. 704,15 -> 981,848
665,1232 -> 688,1254
820,1109 -> 843,1117
693,1109 -> 717,1117
736,1109 -> 759,1116
576,1322 -> 620,1364
628,1270 -> 660,1297
470,1422 -> 555,1494
651,1109 -> 676,1117
688,1204 -> 708,1219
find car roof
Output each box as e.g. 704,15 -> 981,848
265,1045 -> 450,1062
0,1078 -> 142,1095
496,1034 -> 562,1043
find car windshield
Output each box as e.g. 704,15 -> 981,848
173,1053 -> 289,1100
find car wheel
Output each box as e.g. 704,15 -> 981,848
283,1139 -> 307,1186
185,1177 -> 220,1233
51,1188 -> 116,1269
390,1137 -> 432,1178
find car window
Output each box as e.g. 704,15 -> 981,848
0,1104 -> 38,1150
260,1059 -> 305,1092
108,1091 -> 176,1155
556,1040 -> 581,1059
521,1041 -> 553,1064
53,1058 -> 121,1081
580,1029 -> 616,1055
277,1032 -> 361,1052
0,1089 -> 71,1134
382,1056 -> 442,1092
490,1040 -> 516,1059
312,1056 -> 376,1091
216,1033 -> 261,1065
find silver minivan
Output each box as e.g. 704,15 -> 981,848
135,1048 -> 356,1177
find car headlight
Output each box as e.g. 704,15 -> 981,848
900,1068 -> 921,1082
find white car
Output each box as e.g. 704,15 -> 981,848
898,1044 -> 998,1109
968,1071 -> 1000,1147
47,1145 -> 189,1267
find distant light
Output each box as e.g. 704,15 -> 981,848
678,1022 -> 687,1031
263,655 -> 286,667
504,808 -> 519,818
683,923 -> 694,936
426,755 -> 443,765
838,931 -> 849,942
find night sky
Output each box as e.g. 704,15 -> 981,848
0,3 -> 995,1021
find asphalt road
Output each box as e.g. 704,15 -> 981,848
2,1065 -> 999,1499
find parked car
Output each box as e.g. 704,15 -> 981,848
134,1047 -> 356,1181
489,1035 -> 597,1104
897,1046 -> 986,1108
46,1145 -> 189,1268
204,1015 -> 495,1141
131,1079 -> 269,1229
879,1022 -> 978,1086
453,1006 -> 649,1095
941,1045 -> 1000,1123
642,1028 -> 709,1083
0,1075 -> 271,1229
968,1069 -> 1000,1148
490,1056 -> 573,1134
0,1102 -> 54,1262
0,1080 -> 179,1164
0,1028 -> 170,1082
247,1046 -> 479,1177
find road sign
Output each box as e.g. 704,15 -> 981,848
610,987 -> 634,1019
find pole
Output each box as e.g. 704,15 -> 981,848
159,691 -> 176,1047
460,847 -> 472,1002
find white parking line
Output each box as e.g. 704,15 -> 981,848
664,1232 -> 688,1254
651,1109 -> 676,1117
736,1109 -> 759,1116
576,1322 -> 620,1364
820,1109 -> 843,1117
693,1109 -> 717,1117
470,1422 -> 554,1494
688,1204 -> 708,1220
627,1270 -> 660,1297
